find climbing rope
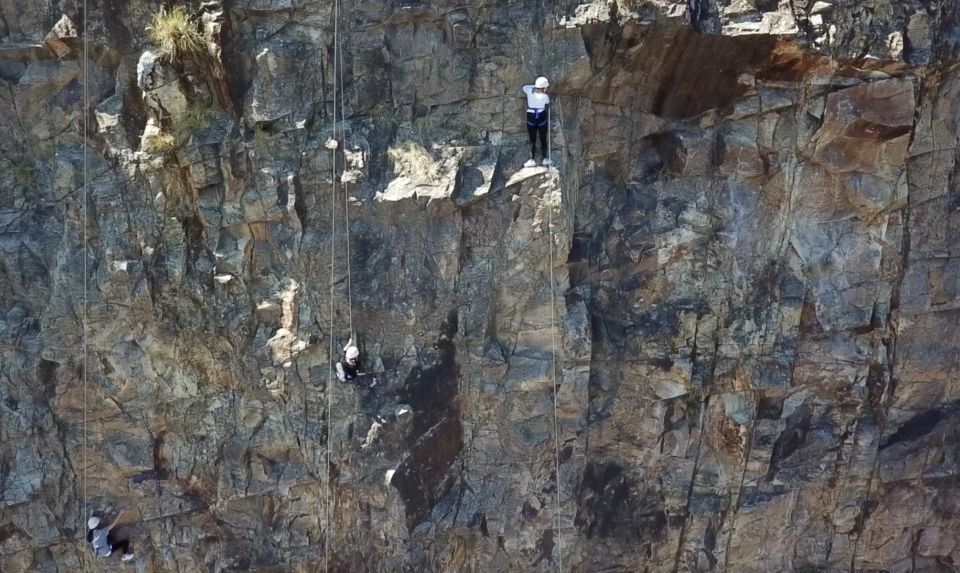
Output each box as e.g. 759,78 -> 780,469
337,9 -> 354,336
323,8 -> 337,573
322,1 -> 347,569
547,168 -> 563,571
539,80 -> 564,572
324,153 -> 335,573
81,0 -> 89,565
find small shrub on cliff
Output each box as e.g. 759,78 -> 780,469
371,102 -> 398,132
147,6 -> 207,62
142,132 -> 177,154
386,140 -> 439,182
176,103 -> 215,142
618,0 -> 648,12
412,116 -> 443,145
252,126 -> 271,152
12,162 -> 34,188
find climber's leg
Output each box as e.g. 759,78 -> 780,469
524,121 -> 539,168
537,123 -> 549,163
527,119 -> 539,158
107,535 -> 134,561
109,538 -> 129,554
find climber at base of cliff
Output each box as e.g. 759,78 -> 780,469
523,76 -> 552,168
87,515 -> 135,562
336,337 -> 378,387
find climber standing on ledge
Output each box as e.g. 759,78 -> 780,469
523,76 -> 552,168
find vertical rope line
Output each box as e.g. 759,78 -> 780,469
547,93 -> 552,166
548,183 -> 562,572
82,0 -> 90,565
325,2 -> 339,569
338,0 -> 353,337
325,159 -> 335,573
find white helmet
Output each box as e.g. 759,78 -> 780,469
535,76 -> 550,89
345,346 -> 359,360
87,516 -> 100,529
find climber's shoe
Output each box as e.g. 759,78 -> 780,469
541,158 -> 553,167
523,159 -> 538,168
122,553 -> 135,563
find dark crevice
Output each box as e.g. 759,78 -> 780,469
391,310 -> 464,529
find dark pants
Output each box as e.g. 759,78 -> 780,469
526,109 -> 549,160
109,535 -> 130,555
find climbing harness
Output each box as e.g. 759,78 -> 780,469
528,108 -> 550,130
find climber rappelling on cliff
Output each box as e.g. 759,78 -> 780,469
336,337 -> 378,387
86,514 -> 135,563
523,76 -> 552,168
334,336 -> 400,452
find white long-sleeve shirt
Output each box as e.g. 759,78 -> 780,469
522,85 -> 550,111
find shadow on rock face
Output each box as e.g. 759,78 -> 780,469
576,461 -> 667,541
881,401 -> 960,450
391,310 -> 464,529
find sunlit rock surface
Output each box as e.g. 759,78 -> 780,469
2,0 -> 960,571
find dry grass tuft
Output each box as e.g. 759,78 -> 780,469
618,0 -> 647,11
176,103 -> 215,143
147,6 -> 207,62
142,132 -> 177,153
386,140 -> 440,182
371,102 -> 398,132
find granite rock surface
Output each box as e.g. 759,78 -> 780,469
2,0 -> 960,571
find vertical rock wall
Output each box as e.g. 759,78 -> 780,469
1,1 -> 960,572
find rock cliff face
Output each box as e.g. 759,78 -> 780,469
2,0 -> 960,571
